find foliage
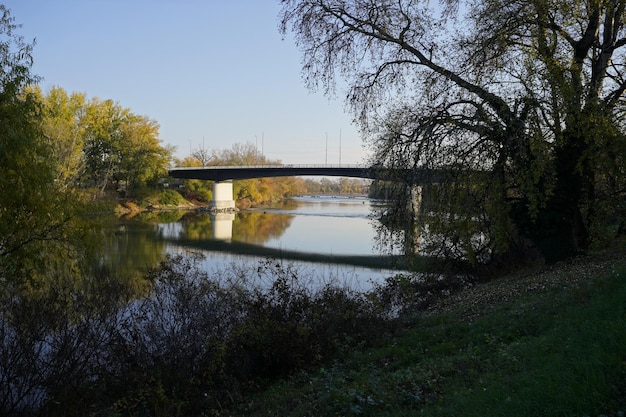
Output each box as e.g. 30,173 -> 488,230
0,266 -> 134,417
0,7 -> 101,289
25,86 -> 173,197
2,225 -> 624,417
78,95 -> 172,195
156,189 -> 185,206
177,156 -> 213,202
303,177 -> 369,195
129,188 -> 188,208
180,142 -> 306,206
31,85 -> 86,188
279,0 -> 626,264
368,272 -> 478,317
0,254 -> 389,417
229,261 -> 626,417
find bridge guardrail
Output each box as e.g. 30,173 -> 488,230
169,164 -> 367,170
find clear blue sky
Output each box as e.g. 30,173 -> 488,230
8,0 -> 366,165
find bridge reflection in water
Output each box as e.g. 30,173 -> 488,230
166,200 -> 408,272
167,236 -> 406,271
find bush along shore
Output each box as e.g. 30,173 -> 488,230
230,253 -> 626,417
1,248 -> 624,417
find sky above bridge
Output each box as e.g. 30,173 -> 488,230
9,0 -> 367,165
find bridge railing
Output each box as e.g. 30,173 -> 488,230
169,164 -> 368,170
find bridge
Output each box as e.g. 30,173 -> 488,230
168,164 -> 377,181
168,164 -> 441,211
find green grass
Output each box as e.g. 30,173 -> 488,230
227,262 -> 626,417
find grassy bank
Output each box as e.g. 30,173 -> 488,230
229,255 -> 626,417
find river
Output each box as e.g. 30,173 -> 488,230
106,195 -> 406,291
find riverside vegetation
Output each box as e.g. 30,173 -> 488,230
2,248 -> 625,416
2,3 -> 626,416
232,251 -> 626,417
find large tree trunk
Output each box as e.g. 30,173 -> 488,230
531,132 -> 591,262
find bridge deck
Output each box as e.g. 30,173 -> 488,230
168,165 -> 443,182
169,165 -> 375,181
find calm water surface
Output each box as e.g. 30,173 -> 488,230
109,195 -> 403,290
258,196 -> 378,254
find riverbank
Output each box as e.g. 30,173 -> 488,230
113,192 -> 280,215
108,191 -> 626,415
114,194 -> 200,214
226,248 -> 626,417
112,190 -> 372,216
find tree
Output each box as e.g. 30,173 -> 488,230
214,141 -> 267,165
80,97 -> 171,195
27,86 -> 87,189
191,143 -> 213,166
179,155 -> 213,202
279,0 -> 626,264
0,7 -> 97,286
116,113 -> 171,194
81,98 -> 125,193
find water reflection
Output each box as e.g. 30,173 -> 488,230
212,213 -> 234,241
171,211 -> 295,244
105,197 -> 406,291
166,196 -> 377,256
100,216 -> 168,291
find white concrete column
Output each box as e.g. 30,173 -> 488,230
211,213 -> 235,241
210,180 -> 236,211
406,185 -> 423,254
409,185 -> 423,214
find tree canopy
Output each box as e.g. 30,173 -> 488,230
280,0 -> 626,264
26,86 -> 173,196
0,5 -> 173,287
0,7 -> 97,287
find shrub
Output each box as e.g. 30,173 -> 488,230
157,189 -> 185,206
0,254 -> 392,417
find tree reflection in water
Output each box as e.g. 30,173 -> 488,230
176,211 -> 294,245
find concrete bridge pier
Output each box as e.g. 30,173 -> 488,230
409,185 -> 423,214
405,185 -> 424,254
210,180 -> 236,211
